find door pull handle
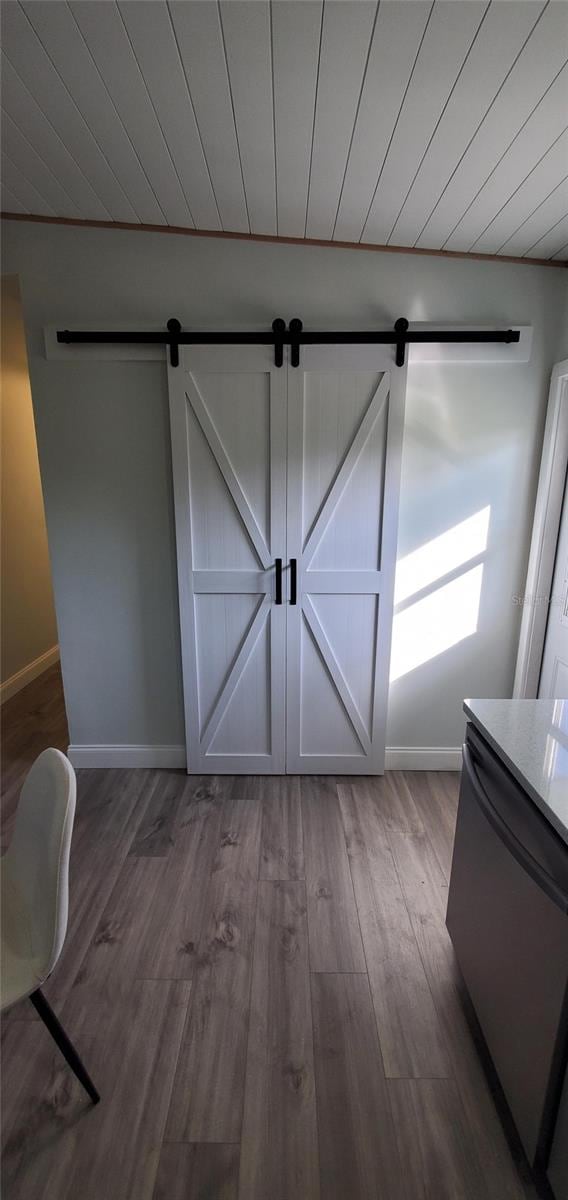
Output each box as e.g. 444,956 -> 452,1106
275,558 -> 282,605
290,558 -> 297,605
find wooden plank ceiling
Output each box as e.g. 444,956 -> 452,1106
1,0 -> 567,262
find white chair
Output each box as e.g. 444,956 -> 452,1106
1,748 -> 99,1103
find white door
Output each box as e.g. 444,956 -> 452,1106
169,344 -> 406,774
168,345 -> 287,773
539,472 -> 568,699
286,347 -> 406,773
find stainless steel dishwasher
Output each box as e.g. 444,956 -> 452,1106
446,723 -> 568,1192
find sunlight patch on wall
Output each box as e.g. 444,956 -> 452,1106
394,507 -> 490,606
390,564 -> 484,683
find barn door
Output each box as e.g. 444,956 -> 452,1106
168,345 -> 287,773
286,346 -> 406,773
170,343 -> 406,775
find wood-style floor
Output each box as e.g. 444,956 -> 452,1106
1,662 -> 69,848
1,669 -> 536,1199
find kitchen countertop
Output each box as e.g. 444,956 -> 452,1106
464,698 -> 568,846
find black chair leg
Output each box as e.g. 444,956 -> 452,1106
30,987 -> 100,1105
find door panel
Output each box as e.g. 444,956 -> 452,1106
169,346 -> 286,773
286,348 -> 406,773
170,344 -> 406,775
187,402 -> 262,570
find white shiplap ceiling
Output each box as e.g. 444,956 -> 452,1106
1,0 -> 567,263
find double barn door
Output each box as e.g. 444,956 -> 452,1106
168,343 -> 406,774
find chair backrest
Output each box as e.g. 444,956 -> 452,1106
3,748 -> 76,980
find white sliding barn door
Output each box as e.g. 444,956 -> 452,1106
286,348 -> 406,773
169,343 -> 406,775
168,346 -> 287,773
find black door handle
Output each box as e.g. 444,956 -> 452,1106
290,558 -> 297,605
275,558 -> 282,605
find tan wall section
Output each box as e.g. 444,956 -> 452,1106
1,275 -> 58,686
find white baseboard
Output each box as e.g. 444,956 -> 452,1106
67,744 -> 187,768
385,746 -> 462,771
66,743 -> 461,771
1,645 -> 60,704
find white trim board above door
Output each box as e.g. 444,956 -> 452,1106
168,343 -> 407,774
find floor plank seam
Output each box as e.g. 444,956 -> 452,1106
234,820 -> 263,1197
383,817 -> 459,1085
341,791 -> 392,1083
300,782 -> 324,1200
309,969 -> 368,975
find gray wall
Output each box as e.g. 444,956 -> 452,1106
2,218 -> 566,750
556,284 -> 568,363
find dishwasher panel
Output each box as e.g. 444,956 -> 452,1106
446,730 -> 568,1163
549,1070 -> 568,1200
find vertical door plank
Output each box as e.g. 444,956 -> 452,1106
312,973 -> 406,1200
153,1144 -> 239,1200
301,778 -> 366,972
389,829 -> 526,1200
239,881 -> 319,1200
388,1078 -> 489,1200
165,795 -> 261,1141
232,776 -> 304,879
338,781 -> 450,1079
286,359 -> 407,775
170,348 -> 287,774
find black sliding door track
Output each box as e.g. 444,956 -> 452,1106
57,316 -> 520,369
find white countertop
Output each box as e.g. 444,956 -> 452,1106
464,699 -> 568,846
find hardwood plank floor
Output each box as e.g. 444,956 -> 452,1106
1,662 -> 68,847
388,822 -> 530,1200
389,1077 -> 488,1200
232,776 -> 304,880
153,1144 -> 240,1200
312,972 -> 406,1200
3,980 -> 190,1200
301,777 -> 366,972
338,780 -> 450,1079
1,679 -> 534,1198
165,795 -> 262,1142
239,881 -> 319,1200
402,770 -> 459,881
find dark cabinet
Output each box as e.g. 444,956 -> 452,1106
447,724 -> 568,1191
549,1073 -> 568,1200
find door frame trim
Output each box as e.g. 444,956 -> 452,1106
514,359 -> 568,698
